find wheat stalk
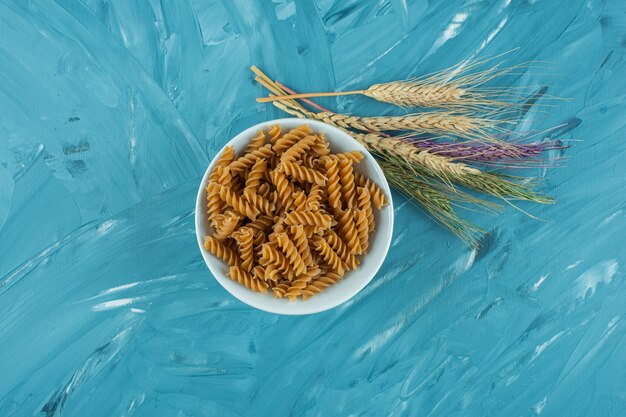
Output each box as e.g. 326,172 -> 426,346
267,97 -> 480,177
312,111 -> 511,142
379,159 -> 483,247
266,84 -> 552,203
257,53 -> 529,111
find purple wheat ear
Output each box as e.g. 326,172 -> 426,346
403,139 -> 566,162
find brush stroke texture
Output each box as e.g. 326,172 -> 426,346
0,0 -> 625,416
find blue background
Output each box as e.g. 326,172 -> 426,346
1,1 -> 625,416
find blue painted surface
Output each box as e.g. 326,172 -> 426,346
0,0 -> 625,415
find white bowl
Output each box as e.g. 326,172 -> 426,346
195,118 -> 394,315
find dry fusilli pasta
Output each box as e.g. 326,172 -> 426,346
202,124 -> 387,300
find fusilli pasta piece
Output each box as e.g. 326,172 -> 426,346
267,125 -> 282,145
325,229 -> 359,270
218,185 -> 260,220
233,228 -> 255,271
229,144 -> 274,173
206,181 -> 222,226
244,158 -> 266,198
301,153 -> 318,169
272,281 -> 291,298
324,158 -> 341,211
280,135 -> 316,163
276,233 -> 306,276
285,210 -> 334,228
303,225 -> 326,238
272,125 -> 312,154
312,237 -> 346,276
214,210 -> 242,241
279,160 -> 327,186
301,271 -> 343,300
228,266 -> 269,294
336,209 -> 360,255
245,130 -> 266,153
309,140 -> 330,157
306,184 -> 324,211
258,183 -> 271,199
285,266 -> 321,301
289,225 -> 313,268
270,169 -> 295,211
245,215 -> 274,234
353,209 -> 369,255
204,236 -> 240,266
259,243 -> 291,272
356,187 -> 375,232
355,172 -> 388,209
209,146 -> 235,182
244,192 -> 275,216
336,151 -> 365,163
264,264 -> 280,282
292,191 -> 307,212
338,157 -> 356,208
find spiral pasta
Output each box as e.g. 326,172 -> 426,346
209,146 -> 235,182
285,210 -> 334,228
356,187 -> 375,232
338,157 -> 356,208
245,130 -> 266,153
336,209 -> 360,255
324,158 -> 341,211
280,135 -> 316,163
267,125 -> 282,145
244,192 -> 275,216
244,158 -> 266,198
230,144 -> 274,173
288,191 -> 305,212
284,266 -> 321,301
353,209 -> 369,255
214,210 -> 241,241
276,232 -> 306,276
312,237 -> 346,276
279,160 -> 327,186
272,281 -> 291,299
259,243 -> 291,273
202,124 -> 387,300
272,125 -> 312,153
289,225 -> 313,267
325,229 -> 359,270
306,184 -> 323,211
301,272 -> 343,300
204,236 -> 240,266
228,266 -> 269,294
336,150 -> 365,163
218,185 -> 260,220
270,169 -> 295,211
355,172 -> 388,210
206,181 -> 222,226
233,227 -> 254,271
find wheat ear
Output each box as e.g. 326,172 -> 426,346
268,98 -> 480,177
257,53 -> 529,111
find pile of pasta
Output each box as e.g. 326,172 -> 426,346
204,124 -> 388,301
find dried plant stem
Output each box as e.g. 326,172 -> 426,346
257,53 -> 529,112
268,88 -> 552,204
312,111 -> 510,142
379,159 -> 483,246
269,98 -> 480,177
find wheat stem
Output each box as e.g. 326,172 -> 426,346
258,90 -> 364,103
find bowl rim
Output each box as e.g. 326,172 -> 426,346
195,118 -> 394,315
